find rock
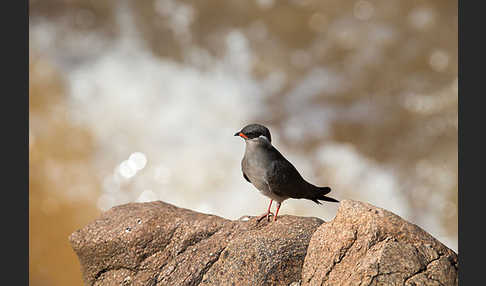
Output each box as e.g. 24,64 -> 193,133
301,200 -> 458,286
69,201 -> 323,286
70,200 -> 458,286
199,215 -> 322,286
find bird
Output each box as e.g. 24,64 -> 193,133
234,123 -> 339,222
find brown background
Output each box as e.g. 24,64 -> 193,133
29,0 -> 457,285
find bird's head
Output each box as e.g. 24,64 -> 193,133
234,123 -> 272,143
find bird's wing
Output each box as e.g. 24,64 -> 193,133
243,172 -> 251,183
265,156 -> 307,199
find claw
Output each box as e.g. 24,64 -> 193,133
256,211 -> 274,222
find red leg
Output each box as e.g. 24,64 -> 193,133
273,202 -> 281,222
257,200 -> 273,222
266,199 -> 273,214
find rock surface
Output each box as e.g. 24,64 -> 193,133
70,200 -> 458,286
69,201 -> 323,286
302,200 -> 458,286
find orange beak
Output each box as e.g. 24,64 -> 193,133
234,132 -> 249,139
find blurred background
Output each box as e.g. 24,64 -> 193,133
29,0 -> 457,285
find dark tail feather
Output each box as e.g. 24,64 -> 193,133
310,186 -> 339,204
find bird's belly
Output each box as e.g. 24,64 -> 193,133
244,162 -> 288,202
245,165 -> 268,192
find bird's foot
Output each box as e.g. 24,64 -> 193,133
256,211 -> 274,222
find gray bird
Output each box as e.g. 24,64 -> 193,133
234,123 -> 339,222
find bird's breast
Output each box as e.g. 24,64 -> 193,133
242,149 -> 272,192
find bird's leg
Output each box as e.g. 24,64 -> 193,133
257,199 -> 274,222
273,202 -> 282,222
